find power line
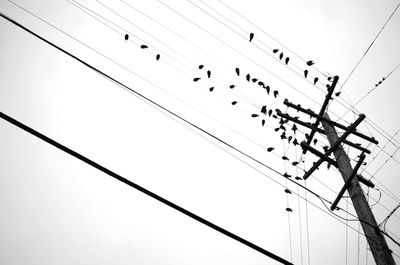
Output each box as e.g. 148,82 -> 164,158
3,5 -> 398,246
339,1 -> 400,91
0,110 -> 292,265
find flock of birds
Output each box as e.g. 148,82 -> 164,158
123,31 -> 337,213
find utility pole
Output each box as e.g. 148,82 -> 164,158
275,75 -> 395,265
322,113 -> 395,265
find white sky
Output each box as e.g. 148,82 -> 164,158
1,0 -> 400,264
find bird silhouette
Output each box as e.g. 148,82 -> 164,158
335,91 -> 341,97
292,161 -> 299,166
124,34 -> 129,41
261,105 -> 267,114
295,176 -> 302,181
231,101 -> 238,105
292,124 -> 298,133
249,32 -> 254,42
293,139 -> 299,146
283,172 -> 291,178
285,57 -> 290,65
274,127 -> 280,132
306,60 -> 315,66
251,114 -> 259,118
273,90 -> 279,98
252,78 -> 258,83
207,70 -> 211,78
265,85 -> 270,94
313,138 -> 318,145
140,44 -> 148,49
284,188 -> 292,194
279,52 -> 284,60
304,70 -> 308,78
273,48 -> 279,53
235,67 -> 240,76
313,77 -> 319,85
156,54 -> 160,61
288,136 -> 293,143
286,207 -> 293,212
193,77 -> 201,82
280,132 -> 287,140
323,146 -> 329,152
268,109 -> 273,117
246,74 -> 250,82
267,147 -> 274,152
209,87 -> 214,92
282,156 -> 289,161
229,84 -> 235,89
199,64 -> 204,69
262,119 -> 265,126
258,81 -> 264,86
279,124 -> 286,131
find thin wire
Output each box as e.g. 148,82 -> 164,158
294,147 -> 304,265
339,1 -> 400,91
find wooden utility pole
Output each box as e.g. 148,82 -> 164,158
322,113 -> 395,265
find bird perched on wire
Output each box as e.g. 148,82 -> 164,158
285,57 -> 290,65
267,147 -> 274,152
304,70 -> 308,78
251,114 -> 259,118
156,54 -> 160,61
209,87 -> 214,92
284,188 -> 292,194
140,44 -> 148,49
235,67 -> 240,76
231,101 -> 238,105
193,77 -> 201,82
268,109 -> 273,117
286,207 -> 293,212
199,64 -> 204,69
282,156 -> 289,161
124,34 -> 129,41
261,105 -> 267,114
265,85 -> 270,94
246,73 -> 250,82
207,70 -> 211,78
313,77 -> 319,85
273,48 -> 279,53
306,60 -> 315,66
273,90 -> 279,98
279,52 -> 284,60
249,32 -> 255,42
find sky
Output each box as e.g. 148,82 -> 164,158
0,0 -> 400,264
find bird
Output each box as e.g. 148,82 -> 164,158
273,48 -> 279,53
209,87 -> 214,92
313,77 -> 319,85
124,34 -> 129,41
262,119 -> 265,126
193,77 -> 201,82
274,127 -> 280,132
323,146 -> 329,152
231,101 -> 238,105
279,52 -> 284,60
285,57 -> 290,65
286,207 -> 293,212
199,64 -> 204,69
304,70 -> 308,78
268,109 -> 273,117
335,91 -> 341,97
251,114 -> 259,118
265,85 -> 270,94
273,90 -> 279,98
288,136 -> 293,143
313,138 -> 318,145
283,172 -> 292,178
292,161 -> 299,166
284,188 -> 292,194
293,139 -> 299,146
235,67 -> 240,76
156,54 -> 160,61
282,156 -> 289,161
207,70 -> 211,78
295,176 -> 302,181
140,44 -> 148,49
229,84 -> 235,89
292,124 -> 298,133
257,81 -> 264,86
249,32 -> 254,42
306,60 -> 315,66
280,132 -> 287,140
261,105 -> 267,114
246,73 -> 250,81
267,147 -> 274,152
251,78 -> 258,83
279,124 -> 286,131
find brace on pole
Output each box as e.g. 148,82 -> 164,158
303,76 -> 339,153
300,141 -> 337,166
303,114 -> 366,180
331,153 -> 366,210
276,110 -> 371,154
283,99 -> 378,145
